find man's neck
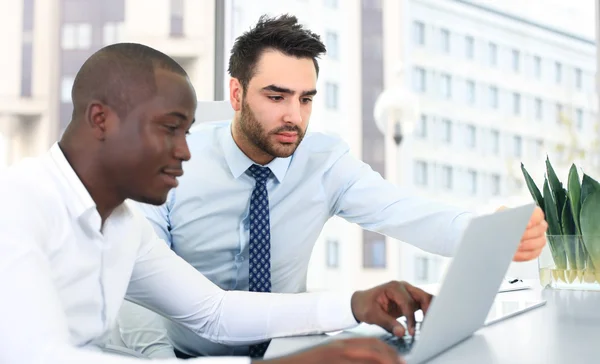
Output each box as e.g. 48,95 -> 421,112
57,141 -> 123,223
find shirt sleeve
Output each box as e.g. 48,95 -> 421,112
0,195 -> 249,364
326,145 -> 474,257
125,217 -> 359,345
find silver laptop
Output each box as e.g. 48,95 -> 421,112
265,203 -> 537,363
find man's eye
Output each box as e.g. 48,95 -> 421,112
268,96 -> 284,101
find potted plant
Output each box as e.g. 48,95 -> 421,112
521,158 -> 600,290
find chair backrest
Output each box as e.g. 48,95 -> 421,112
194,100 -> 234,124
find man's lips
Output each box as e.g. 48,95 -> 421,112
275,132 -> 298,143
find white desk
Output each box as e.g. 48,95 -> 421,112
265,281 -> 600,363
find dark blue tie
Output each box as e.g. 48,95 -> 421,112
247,164 -> 271,357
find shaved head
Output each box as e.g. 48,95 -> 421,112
70,43 -> 188,121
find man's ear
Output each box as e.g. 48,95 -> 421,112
85,101 -> 115,141
229,78 -> 243,112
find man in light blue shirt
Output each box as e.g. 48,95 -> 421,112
118,14 -> 547,358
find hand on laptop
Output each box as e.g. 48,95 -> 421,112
351,281 -> 432,337
497,206 -> 547,262
256,337 -> 405,364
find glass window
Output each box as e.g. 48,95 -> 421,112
440,28 -> 450,53
466,125 -> 476,148
326,239 -> 339,268
413,67 -> 426,93
488,43 -> 497,66
325,82 -> 339,109
466,80 -> 475,105
413,21 -> 425,46
465,35 -> 474,59
415,256 -> 429,281
535,98 -> 543,120
414,161 -> 428,186
325,31 -> 339,59
363,240 -> 386,268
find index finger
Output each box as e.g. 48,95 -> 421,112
403,282 -> 433,314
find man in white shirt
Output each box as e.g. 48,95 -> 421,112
120,14 -> 548,358
0,42 -> 434,364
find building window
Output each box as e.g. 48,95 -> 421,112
555,62 -> 562,84
326,239 -> 339,268
413,67 -> 426,93
465,125 -> 476,148
61,23 -> 92,50
103,22 -> 122,46
61,76 -> 75,103
511,49 -> 520,72
363,239 -> 386,268
575,68 -> 582,90
488,42 -> 497,67
441,119 -> 452,143
513,135 -> 523,157
325,82 -> 339,109
576,108 -> 584,130
325,31 -> 339,59
466,80 -> 475,105
556,103 -> 563,123
440,28 -> 450,53
415,256 -> 429,282
20,42 -> 33,98
535,139 -> 544,158
491,174 -> 501,196
535,98 -> 543,120
441,165 -> 453,189
440,74 -> 452,99
415,114 -> 428,138
465,35 -> 474,59
170,0 -> 184,36
413,21 -> 425,46
468,170 -> 478,195
534,55 -> 542,79
512,93 -> 521,116
488,86 -> 498,109
491,129 -> 500,155
414,161 -> 428,186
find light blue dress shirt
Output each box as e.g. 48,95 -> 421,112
133,120 -> 474,355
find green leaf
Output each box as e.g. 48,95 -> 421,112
561,197 -> 578,269
521,163 -> 544,214
546,157 -> 566,222
567,164 -> 582,235
580,190 -> 600,271
581,174 -> 600,207
544,178 -> 567,269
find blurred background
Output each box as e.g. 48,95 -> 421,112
0,0 -> 597,291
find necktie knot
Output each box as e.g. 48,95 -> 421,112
248,164 -> 271,184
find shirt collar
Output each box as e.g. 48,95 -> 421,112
48,142 -> 97,218
219,123 -> 292,183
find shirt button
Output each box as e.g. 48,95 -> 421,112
243,221 -> 250,230
235,255 -> 245,263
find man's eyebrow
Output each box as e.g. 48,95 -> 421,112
167,111 -> 191,121
262,85 -> 318,97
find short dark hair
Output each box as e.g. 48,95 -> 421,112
71,42 -> 188,120
228,14 -> 326,90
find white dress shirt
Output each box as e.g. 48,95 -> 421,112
0,143 -> 359,364
119,121 -> 474,357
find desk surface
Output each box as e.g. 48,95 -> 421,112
266,281 -> 600,364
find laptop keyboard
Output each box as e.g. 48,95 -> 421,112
381,322 -> 421,354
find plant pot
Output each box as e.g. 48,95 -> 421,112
538,235 -> 600,290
